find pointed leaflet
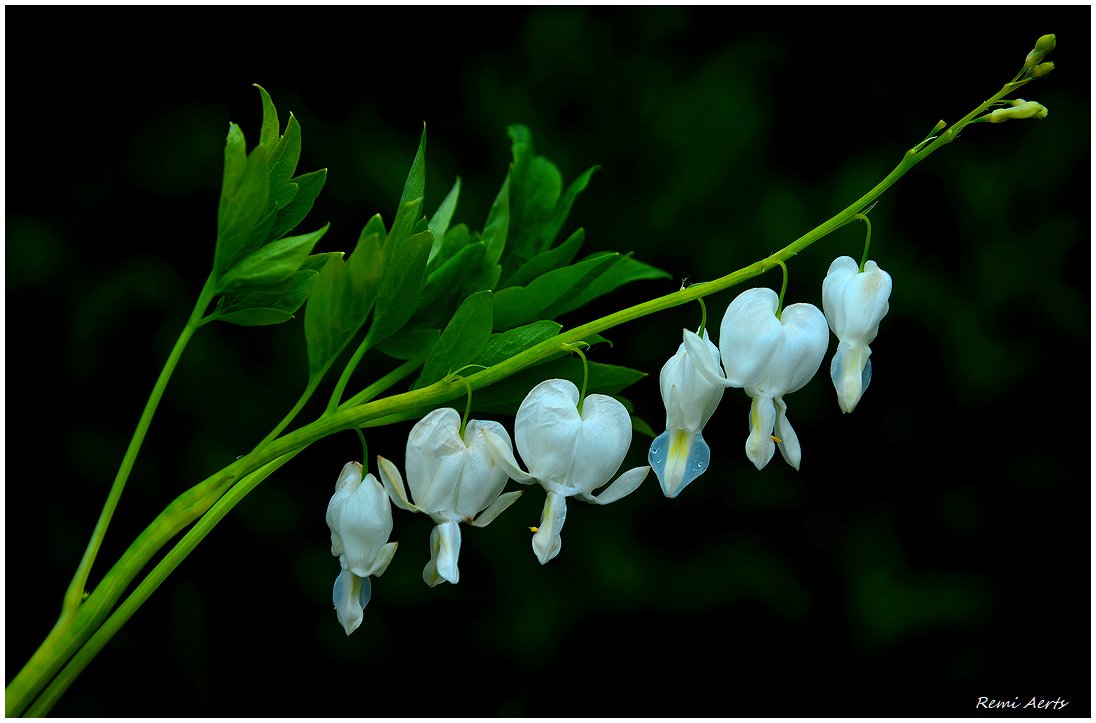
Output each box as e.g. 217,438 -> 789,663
491,252 -> 617,330
481,175 -> 509,265
304,226 -> 385,377
473,321 -> 561,368
502,227 -> 585,289
414,290 -> 494,388
388,125 -> 427,249
427,177 -> 460,264
208,253 -> 338,326
214,124 -> 270,280
217,223 -> 330,290
270,168 -> 327,241
553,253 -> 671,316
367,229 -> 433,346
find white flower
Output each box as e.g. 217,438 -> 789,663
685,287 -> 829,470
822,256 -> 892,413
377,408 -> 521,587
488,378 -> 649,564
325,461 -> 398,635
648,329 -> 725,498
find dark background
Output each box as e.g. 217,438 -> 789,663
6,6 -> 1090,717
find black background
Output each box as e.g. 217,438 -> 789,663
6,6 -> 1090,717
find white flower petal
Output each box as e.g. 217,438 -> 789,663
335,472 -> 395,578
745,395 -> 777,471
757,302 -> 829,396
830,341 -> 872,413
822,255 -> 859,337
515,379 -> 582,483
370,541 -> 398,577
376,455 -> 419,512
584,465 -> 649,505
455,420 -> 514,519
532,491 -> 567,565
471,490 -> 523,528
661,330 -> 726,432
422,521 -> 461,587
483,427 -> 535,484
773,397 -> 802,470
569,393 -> 632,495
332,568 -> 371,636
681,330 -> 734,388
406,408 -> 467,514
719,288 -> 783,387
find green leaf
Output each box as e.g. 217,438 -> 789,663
502,227 -> 585,289
304,229 -> 386,376
208,252 -> 336,327
218,223 -> 330,291
214,128 -> 270,278
369,229 -> 433,345
376,327 -> 439,360
471,357 -> 646,416
554,253 -> 672,316
255,84 -> 280,148
482,175 -> 509,265
267,114 -> 302,209
270,168 -> 327,240
543,166 -> 597,253
389,125 -> 426,247
491,252 -> 617,330
415,290 -> 494,388
427,177 -> 460,264
631,415 -> 657,439
427,223 -> 475,273
473,320 -> 561,368
413,242 -> 495,329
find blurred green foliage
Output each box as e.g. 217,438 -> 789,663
6,7 -> 1089,716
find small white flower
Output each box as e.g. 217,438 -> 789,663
488,379 -> 649,564
325,461 -> 398,635
649,329 -> 725,498
822,256 -> 892,413
685,287 -> 829,470
377,408 -> 521,587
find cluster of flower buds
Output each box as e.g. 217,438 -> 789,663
324,376 -> 650,633
649,255 -> 892,496
1024,33 -> 1056,76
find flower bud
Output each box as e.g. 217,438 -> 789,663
1035,34 -> 1056,53
1033,62 -> 1055,78
988,100 -> 1048,123
1025,34 -> 1056,68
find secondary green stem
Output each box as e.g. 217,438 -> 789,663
61,273 -> 217,618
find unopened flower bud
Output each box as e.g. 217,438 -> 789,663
1033,62 -> 1055,78
988,100 -> 1048,123
1035,34 -> 1056,53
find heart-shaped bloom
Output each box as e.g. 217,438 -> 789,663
822,256 -> 892,413
489,378 -> 649,564
648,329 -> 725,498
378,408 -> 521,587
685,287 -> 829,470
325,461 -> 398,635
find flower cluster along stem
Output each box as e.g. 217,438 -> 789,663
7,58 -> 1049,717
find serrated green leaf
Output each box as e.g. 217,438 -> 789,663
415,290 -> 494,388
482,175 -> 509,265
219,223 -> 330,291
267,114 -> 302,209
368,229 -> 433,345
214,133 -> 270,278
376,327 -> 440,360
554,253 -> 672,316
502,227 -> 585,289
491,252 -> 617,330
207,253 -> 337,327
270,168 -> 327,240
474,320 -> 561,368
389,126 -> 426,247
256,84 -> 280,148
427,177 -> 460,264
471,358 -> 646,416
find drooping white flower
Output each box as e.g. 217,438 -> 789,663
377,408 -> 521,587
822,256 -> 892,413
325,461 -> 398,635
648,329 -> 725,498
685,287 -> 829,470
488,378 -> 649,564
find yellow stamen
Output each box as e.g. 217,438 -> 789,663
771,435 -> 783,443
529,526 -> 539,533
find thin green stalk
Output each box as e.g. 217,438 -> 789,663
61,273 -> 217,618
327,332 -> 374,412
26,451 -> 301,716
340,352 -> 427,409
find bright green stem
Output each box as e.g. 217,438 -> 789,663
773,260 -> 789,319
26,451 -> 301,716
61,273 -> 217,618
327,332 -> 374,412
856,213 -> 872,271
695,297 -> 707,337
340,352 -> 427,409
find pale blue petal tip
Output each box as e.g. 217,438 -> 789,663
680,433 -> 711,493
861,357 -> 872,394
648,430 -> 670,483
